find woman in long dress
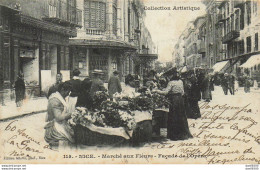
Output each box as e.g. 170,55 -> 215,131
153,69 -> 193,141
44,81 -> 74,149
186,70 -> 201,119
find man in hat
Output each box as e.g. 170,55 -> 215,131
89,69 -> 106,98
108,70 -> 122,100
14,72 -> 25,107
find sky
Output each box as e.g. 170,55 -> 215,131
143,0 -> 206,62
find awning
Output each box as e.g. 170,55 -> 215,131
212,60 -> 229,73
239,54 -> 260,68
138,54 -> 158,60
70,39 -> 138,50
180,66 -> 188,73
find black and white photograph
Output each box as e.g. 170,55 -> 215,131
0,0 -> 260,166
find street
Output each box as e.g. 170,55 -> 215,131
0,86 -> 259,164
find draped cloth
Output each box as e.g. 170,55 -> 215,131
44,92 -> 74,147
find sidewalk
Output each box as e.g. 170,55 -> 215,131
0,97 -> 48,121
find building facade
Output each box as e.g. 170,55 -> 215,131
175,0 -> 260,82
181,16 -> 206,69
0,0 -> 82,99
206,0 -> 260,79
69,0 -> 157,82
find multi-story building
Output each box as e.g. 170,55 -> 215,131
69,0 -> 157,82
204,0 -> 260,80
172,33 -> 185,68
0,0 -> 82,99
182,16 -> 206,69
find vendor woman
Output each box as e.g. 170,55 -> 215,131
153,68 -> 193,141
44,81 -> 74,149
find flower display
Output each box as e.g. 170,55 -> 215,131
69,88 -> 169,132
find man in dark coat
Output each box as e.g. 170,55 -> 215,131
47,73 -> 63,98
14,73 -> 25,107
221,73 -> 229,95
228,74 -> 235,95
68,69 -> 82,112
108,70 -> 122,100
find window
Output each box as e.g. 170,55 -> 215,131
84,0 -> 106,30
112,0 -> 117,35
240,7 -> 244,30
253,1 -> 258,16
246,36 -> 251,53
246,2 -> 251,25
239,40 -> 244,55
227,18 -> 230,33
255,33 -> 258,51
235,10 -> 240,31
231,14 -> 234,31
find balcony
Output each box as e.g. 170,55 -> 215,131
198,42 -> 206,54
85,28 -> 105,35
222,31 -> 240,44
43,0 -> 82,27
234,0 -> 245,8
217,14 -> 226,23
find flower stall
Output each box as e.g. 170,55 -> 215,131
68,89 -> 169,146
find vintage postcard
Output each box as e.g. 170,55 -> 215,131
0,0 -> 260,165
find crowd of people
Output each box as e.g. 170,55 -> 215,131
3,67 -> 257,148
43,67 -> 260,148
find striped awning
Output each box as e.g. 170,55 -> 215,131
240,54 -> 260,68
212,60 -> 230,73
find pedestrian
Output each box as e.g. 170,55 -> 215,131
76,77 -> 92,109
253,79 -> 259,90
221,73 -> 229,95
186,70 -> 201,119
89,69 -> 106,98
244,75 -> 251,93
181,71 -> 192,119
228,74 -> 235,95
47,73 -> 63,98
108,70 -> 122,101
201,70 -> 212,102
153,68 -> 193,141
14,72 -> 25,107
0,72 -> 6,106
67,69 -> 81,113
44,81 -> 74,149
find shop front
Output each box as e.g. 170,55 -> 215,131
69,39 -> 137,82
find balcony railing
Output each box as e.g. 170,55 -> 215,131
222,30 -> 240,44
217,14 -> 226,23
43,0 -> 82,27
234,0 -> 245,8
85,28 -> 105,35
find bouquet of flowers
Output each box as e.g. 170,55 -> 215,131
69,107 -> 107,127
92,91 -> 109,110
151,93 -> 170,109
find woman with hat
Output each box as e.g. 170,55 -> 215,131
14,72 -> 25,107
108,70 -> 122,101
153,68 -> 193,141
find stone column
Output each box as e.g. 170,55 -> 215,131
106,0 -> 113,38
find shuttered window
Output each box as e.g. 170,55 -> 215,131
113,0 -> 117,35
84,0 -> 106,30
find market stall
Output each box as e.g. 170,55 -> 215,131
68,86 -> 169,147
